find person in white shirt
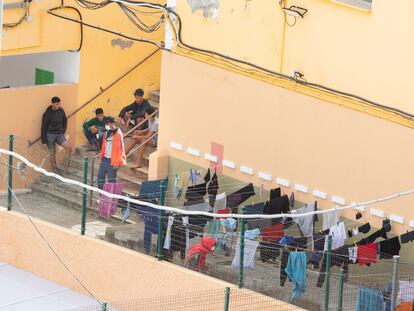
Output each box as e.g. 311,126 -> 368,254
125,106 -> 158,169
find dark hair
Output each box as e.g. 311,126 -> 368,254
145,106 -> 155,116
95,108 -> 104,115
134,88 -> 144,96
51,96 -> 61,104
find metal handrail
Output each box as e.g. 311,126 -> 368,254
28,47 -> 161,147
126,131 -> 158,159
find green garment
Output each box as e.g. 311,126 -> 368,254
83,117 -> 105,131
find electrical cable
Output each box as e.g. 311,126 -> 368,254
59,5 -> 84,52
3,0 -> 30,29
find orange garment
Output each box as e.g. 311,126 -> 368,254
100,129 -> 126,167
396,301 -> 413,311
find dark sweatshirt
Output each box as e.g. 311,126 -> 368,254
118,99 -> 151,119
41,105 -> 67,144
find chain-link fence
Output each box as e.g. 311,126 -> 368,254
1,133 -> 413,311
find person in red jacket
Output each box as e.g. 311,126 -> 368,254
97,116 -> 126,190
184,236 -> 217,272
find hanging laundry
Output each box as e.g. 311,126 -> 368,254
397,280 -> 414,305
185,236 -> 216,272
400,230 -> 414,244
207,172 -> 219,207
185,182 -> 207,202
324,222 -> 346,250
176,171 -> 191,193
184,201 -> 210,236
310,234 -> 326,269
261,224 -> 284,242
356,212 -> 363,220
269,187 -> 281,201
280,246 -> 296,287
163,215 -> 175,250
189,169 -> 197,185
260,240 -> 281,263
259,184 -> 264,198
357,243 -> 377,266
121,205 -> 131,222
395,302 -> 414,311
293,202 -> 316,237
382,219 -> 392,233
356,288 -> 385,311
316,245 -> 350,287
245,228 -> 261,240
204,168 -> 211,183
358,223 -> 371,234
173,174 -> 182,198
184,201 -> 212,212
220,218 -> 236,256
244,202 -> 265,215
357,228 -> 387,246
349,246 -> 358,263
280,236 -> 296,246
231,239 -> 259,270
348,226 -> 359,238
217,208 -> 231,218
322,209 -> 339,230
169,215 -> 189,260
247,218 -> 272,230
183,216 -> 190,252
289,192 -> 295,208
285,252 -> 307,301
264,195 -> 290,215
378,236 -> 401,259
227,183 -> 255,209
213,192 -> 227,212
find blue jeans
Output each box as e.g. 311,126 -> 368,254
84,128 -> 97,145
97,157 -> 118,190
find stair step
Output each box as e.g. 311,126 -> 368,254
149,90 -> 160,103
148,99 -> 159,109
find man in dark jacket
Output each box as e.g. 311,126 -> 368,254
41,96 -> 72,173
118,88 -> 151,130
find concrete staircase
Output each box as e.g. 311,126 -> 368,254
30,90 -> 160,211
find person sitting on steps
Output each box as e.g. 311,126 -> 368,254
124,106 -> 158,169
83,107 -> 106,151
118,88 -> 151,130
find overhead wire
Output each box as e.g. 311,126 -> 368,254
3,0 -> 30,29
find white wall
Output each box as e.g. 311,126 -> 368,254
0,51 -> 80,88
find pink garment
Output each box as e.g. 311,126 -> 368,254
99,182 -> 123,218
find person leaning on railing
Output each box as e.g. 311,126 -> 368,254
125,106 -> 158,169
97,116 -> 126,190
118,88 -> 151,130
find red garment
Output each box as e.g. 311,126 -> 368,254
216,208 -> 231,218
187,236 -> 216,272
357,243 -> 377,266
261,224 -> 284,242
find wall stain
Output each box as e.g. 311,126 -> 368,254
187,0 -> 220,18
111,38 -> 134,49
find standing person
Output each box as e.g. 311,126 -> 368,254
41,96 -> 72,174
118,88 -> 151,129
83,108 -> 106,151
124,107 -> 158,169
97,116 -> 126,190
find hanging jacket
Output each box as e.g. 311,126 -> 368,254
41,105 -> 67,143
186,236 -> 216,272
100,128 -> 126,167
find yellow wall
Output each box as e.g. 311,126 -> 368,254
157,52 -> 414,236
2,0 -> 164,146
0,211 -> 304,310
175,0 -> 414,115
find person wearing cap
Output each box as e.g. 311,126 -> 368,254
97,116 -> 126,190
41,96 -> 72,174
118,88 -> 151,129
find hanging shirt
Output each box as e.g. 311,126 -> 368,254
244,202 -> 265,215
231,239 -> 259,270
356,288 -> 385,311
269,187 -> 281,200
357,243 -> 377,266
213,192 -> 227,212
261,224 -> 284,242
324,222 -> 346,250
323,210 -> 339,230
293,202 -> 316,237
227,183 -> 255,208
247,218 -> 272,230
349,246 -> 358,264
284,252 -> 307,301
245,229 -> 261,240
163,215 -> 175,250
378,237 -> 401,259
397,280 -> 414,305
264,195 -> 290,215
400,231 -> 414,244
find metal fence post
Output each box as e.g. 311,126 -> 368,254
81,156 -> 88,235
337,268 -> 345,311
101,302 -> 107,311
324,235 -> 333,311
391,255 -> 400,311
238,207 -> 245,288
89,157 -> 95,207
224,287 -> 231,311
7,134 -> 14,211
157,180 -> 166,261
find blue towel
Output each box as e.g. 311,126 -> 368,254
356,288 -> 385,311
284,252 -> 307,301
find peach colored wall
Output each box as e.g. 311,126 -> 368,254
157,52 -> 414,235
0,211 -> 303,310
176,0 -> 414,115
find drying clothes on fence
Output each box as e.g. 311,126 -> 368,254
264,195 -> 290,215
293,202 -> 315,237
357,243 -> 377,266
185,182 -> 207,202
316,245 -> 349,287
322,209 -> 339,230
400,230 -> 414,244
280,236 -> 296,246
356,288 -> 385,311
280,246 -> 295,287
395,302 -> 414,311
217,208 -> 231,218
184,201 -> 210,237
348,227 -> 359,238
324,222 -> 346,250
382,219 -> 392,232
173,174 -> 182,198
247,218 -> 272,230
204,168 -> 211,183
207,172 -> 219,207
259,184 -> 264,198
379,237 -> 401,259
167,215 -> 189,260
310,234 -> 326,268
357,228 -> 388,246
244,202 -> 265,215
231,239 -> 259,270
227,183 -> 255,209
269,187 -> 281,200
176,171 -> 190,193
289,192 -> 295,208
260,240 -> 281,263
245,228 -> 261,240
349,246 -> 358,263
213,192 -> 227,212
285,252 -> 307,301
358,223 -> 371,234
185,236 -> 216,272
261,224 -> 284,242
184,201 -> 212,212
163,215 -> 175,250
397,280 -> 414,305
